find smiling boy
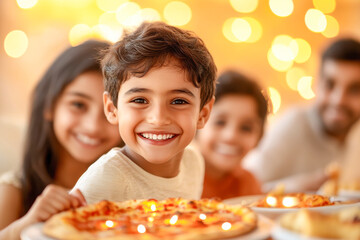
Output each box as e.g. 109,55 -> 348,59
71,22 -> 217,204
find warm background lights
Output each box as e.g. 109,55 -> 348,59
4,30 -> 29,58
223,18 -> 241,43
321,15 -> 339,38
116,2 -> 141,27
96,0 -> 128,12
232,18 -> 252,42
230,0 -> 258,13
293,38 -> 312,63
313,0 -> 336,14
286,67 -> 306,91
164,1 -> 192,26
16,0 -> 38,9
269,0 -> 294,17
268,87 -> 281,114
242,17 -> 262,43
305,9 -> 327,32
69,24 -> 92,46
297,76 -> 315,100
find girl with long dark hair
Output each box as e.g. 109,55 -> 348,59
0,40 -> 122,239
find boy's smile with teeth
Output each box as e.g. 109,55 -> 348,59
140,133 -> 176,141
214,144 -> 240,156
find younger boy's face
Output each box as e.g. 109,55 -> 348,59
197,95 -> 263,174
104,63 -> 213,176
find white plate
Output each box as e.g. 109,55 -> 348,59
271,224 -> 337,240
21,215 -> 273,240
338,190 -> 360,200
224,195 -> 360,220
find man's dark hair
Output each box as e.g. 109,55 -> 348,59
321,38 -> 360,69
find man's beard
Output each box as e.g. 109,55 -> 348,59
320,106 -> 356,138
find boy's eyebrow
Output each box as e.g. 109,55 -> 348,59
124,88 -> 150,95
65,91 -> 92,100
171,88 -> 195,98
124,88 -> 195,98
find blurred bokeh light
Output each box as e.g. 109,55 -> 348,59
293,38 -> 312,63
69,24 -> 92,46
232,18 -> 252,42
96,0 -> 128,12
286,67 -> 306,91
321,15 -> 339,38
269,0 -> 294,17
164,1 -> 191,26
297,76 -> 316,99
268,87 -> 281,114
305,8 -> 327,32
116,2 -> 141,27
223,18 -> 241,43
4,30 -> 28,58
242,17 -> 262,43
267,49 -> 293,72
313,0 -> 336,14
16,0 -> 37,9
230,0 -> 258,13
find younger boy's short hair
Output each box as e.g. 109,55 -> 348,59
102,21 -> 217,108
216,70 -> 270,124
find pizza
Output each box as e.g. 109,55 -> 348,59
43,198 -> 257,240
279,207 -> 360,239
251,193 -> 334,208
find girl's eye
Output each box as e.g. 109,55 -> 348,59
71,101 -> 86,110
131,98 -> 147,104
171,99 -> 188,105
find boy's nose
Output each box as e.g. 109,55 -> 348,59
221,125 -> 239,143
147,104 -> 171,126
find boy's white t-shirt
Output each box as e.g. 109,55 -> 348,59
72,146 -> 205,204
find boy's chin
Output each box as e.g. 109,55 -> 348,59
144,154 -> 179,165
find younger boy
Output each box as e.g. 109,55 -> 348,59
71,22 -> 217,204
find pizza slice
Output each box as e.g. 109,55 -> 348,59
280,207 -> 360,239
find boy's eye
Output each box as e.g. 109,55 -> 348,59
171,99 -> 189,105
131,98 -> 147,104
240,125 -> 253,132
214,120 -> 226,126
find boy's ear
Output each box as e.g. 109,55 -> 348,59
103,92 -> 119,125
197,97 -> 215,129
